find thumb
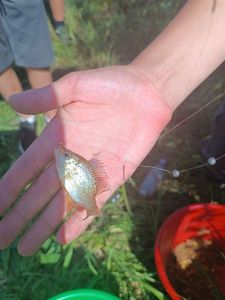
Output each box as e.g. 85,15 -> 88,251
9,72 -> 79,114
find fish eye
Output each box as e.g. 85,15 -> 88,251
64,152 -> 70,159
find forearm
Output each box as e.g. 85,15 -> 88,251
131,0 -> 225,112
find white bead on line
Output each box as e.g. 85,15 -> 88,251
172,169 -> 180,178
207,157 -> 216,166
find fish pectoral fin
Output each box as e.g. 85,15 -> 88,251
89,153 -> 110,195
62,188 -> 79,214
83,205 -> 101,220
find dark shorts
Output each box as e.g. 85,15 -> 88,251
0,0 -> 54,73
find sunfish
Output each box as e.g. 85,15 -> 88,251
55,144 -> 109,219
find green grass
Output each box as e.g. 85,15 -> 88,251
0,100 -> 19,175
1,0 -> 225,299
0,159 -> 166,300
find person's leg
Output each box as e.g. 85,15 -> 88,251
26,67 -> 52,89
26,67 -> 56,120
1,67 -> 57,121
0,14 -> 23,103
0,67 -> 22,100
1,0 -> 55,152
0,67 -> 36,120
0,10 -> 37,153
49,0 -> 64,23
0,67 -> 37,153
48,0 -> 68,43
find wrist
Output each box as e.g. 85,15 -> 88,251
125,62 -> 172,127
130,49 -> 183,113
129,0 -> 225,113
128,52 -> 179,115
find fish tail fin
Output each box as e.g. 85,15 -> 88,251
89,153 -> 110,195
83,205 -> 101,220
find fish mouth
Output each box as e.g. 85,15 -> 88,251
54,144 -> 66,172
55,143 -> 64,152
55,143 -> 65,158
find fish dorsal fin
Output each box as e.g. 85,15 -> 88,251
89,153 -> 110,195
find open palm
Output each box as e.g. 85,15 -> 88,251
0,65 -> 171,255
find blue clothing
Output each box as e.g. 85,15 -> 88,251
0,0 -> 54,73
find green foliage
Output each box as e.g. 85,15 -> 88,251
0,100 -> 19,176
52,0 -> 121,68
52,0 -> 184,68
37,195 -> 166,300
0,187 -> 165,300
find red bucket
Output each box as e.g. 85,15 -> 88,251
154,203 -> 225,300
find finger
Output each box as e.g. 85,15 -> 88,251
0,163 -> 60,249
0,118 -> 61,215
56,209 -> 93,245
17,189 -> 75,256
9,72 -> 80,114
56,191 -> 112,245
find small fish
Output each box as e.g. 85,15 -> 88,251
55,144 -> 109,219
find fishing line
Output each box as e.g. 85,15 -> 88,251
160,91 -> 225,138
135,90 -> 225,178
138,153 -> 225,178
136,102 -> 225,178
136,5 -> 225,178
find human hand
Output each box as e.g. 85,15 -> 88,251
0,65 -> 171,255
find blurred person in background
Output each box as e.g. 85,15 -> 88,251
202,99 -> 225,182
0,0 -> 54,153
